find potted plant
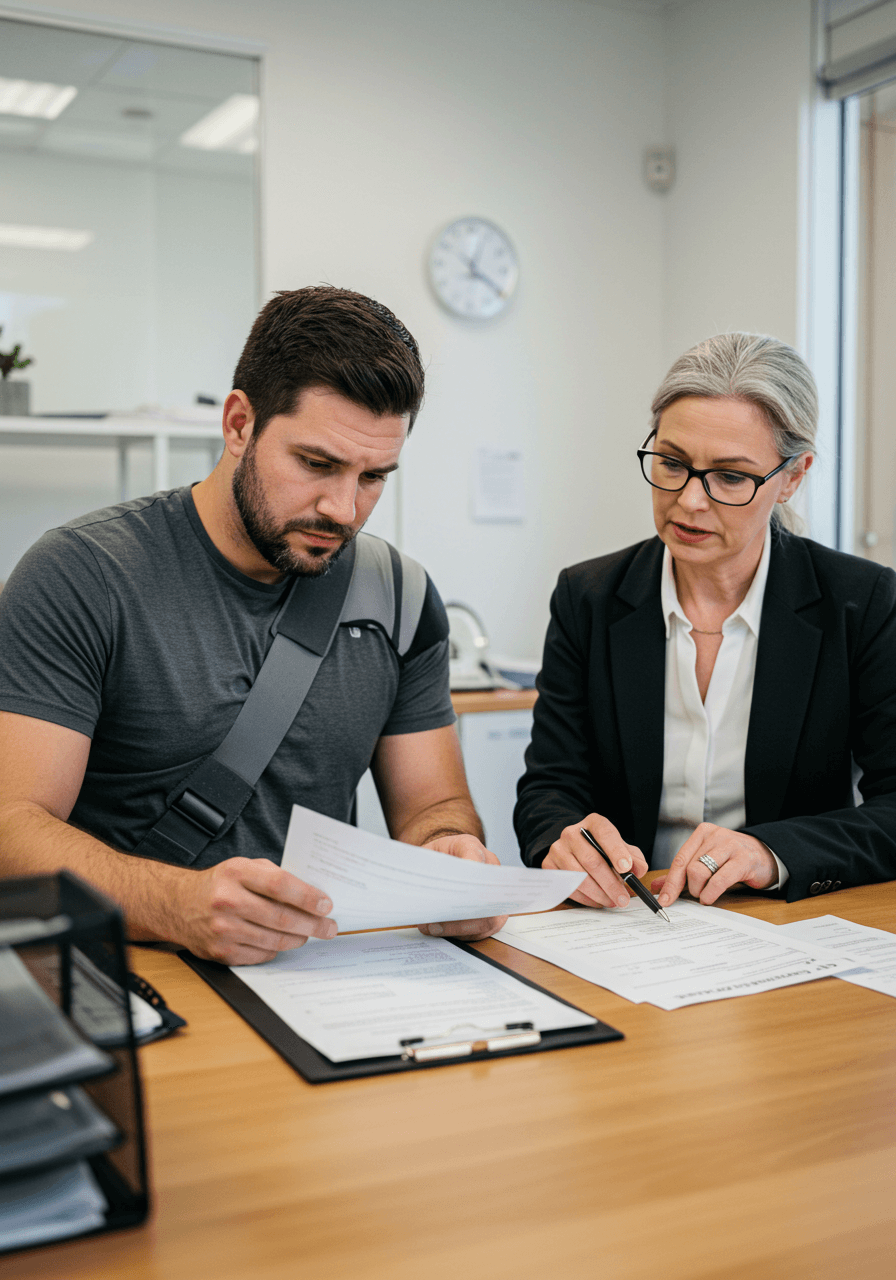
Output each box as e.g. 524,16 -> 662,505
0,328 -> 34,415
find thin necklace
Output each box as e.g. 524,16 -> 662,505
690,626 -> 723,636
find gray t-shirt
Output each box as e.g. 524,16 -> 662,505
0,487 -> 455,868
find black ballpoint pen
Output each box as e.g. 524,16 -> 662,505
579,827 -> 671,923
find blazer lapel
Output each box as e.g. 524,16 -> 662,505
744,531 -> 823,823
608,540 -> 666,851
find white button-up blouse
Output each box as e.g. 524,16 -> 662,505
652,526 -> 788,888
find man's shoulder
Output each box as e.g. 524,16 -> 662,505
352,534 -> 448,658
2,488 -> 196,620
60,488 -> 187,545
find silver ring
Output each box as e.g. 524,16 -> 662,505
698,854 -> 720,875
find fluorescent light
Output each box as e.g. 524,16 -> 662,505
0,78 -> 77,120
0,224 -> 93,251
180,93 -> 258,152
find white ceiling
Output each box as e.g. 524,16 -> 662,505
0,15 -> 257,176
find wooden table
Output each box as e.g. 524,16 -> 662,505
5,883 -> 896,1280
451,688 -> 538,715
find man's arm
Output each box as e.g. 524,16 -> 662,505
371,725 -> 507,939
0,711 -> 337,965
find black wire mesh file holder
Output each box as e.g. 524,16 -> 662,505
0,871 -> 150,1256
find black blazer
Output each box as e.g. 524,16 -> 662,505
514,528 -> 896,902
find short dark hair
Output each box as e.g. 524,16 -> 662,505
232,286 -> 424,436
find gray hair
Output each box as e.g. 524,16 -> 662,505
650,333 -> 818,532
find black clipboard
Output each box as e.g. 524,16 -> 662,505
179,941 -> 623,1083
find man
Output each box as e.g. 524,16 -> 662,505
0,287 -> 505,964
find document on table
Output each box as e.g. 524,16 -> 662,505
778,915 -> 896,998
0,947 -> 114,1098
494,900 -> 854,1009
0,1159 -> 107,1251
280,805 -> 585,932
231,928 -> 595,1062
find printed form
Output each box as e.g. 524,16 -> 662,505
231,929 -> 595,1062
494,900 -> 853,1009
778,915 -> 896,999
280,805 -> 585,932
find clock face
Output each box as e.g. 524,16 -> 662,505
429,217 -> 518,319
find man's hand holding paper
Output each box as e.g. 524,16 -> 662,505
280,805 -> 586,936
416,832 -> 508,940
174,856 -> 338,966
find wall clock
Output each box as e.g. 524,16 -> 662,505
428,216 -> 519,319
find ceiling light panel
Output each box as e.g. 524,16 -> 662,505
180,93 -> 258,152
0,78 -> 77,119
0,223 -> 93,250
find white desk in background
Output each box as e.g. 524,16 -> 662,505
0,414 -> 222,497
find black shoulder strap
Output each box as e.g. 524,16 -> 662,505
132,535 -> 428,866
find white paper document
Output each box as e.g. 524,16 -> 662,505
778,915 -> 896,999
280,805 -> 585,932
0,1160 -> 107,1251
232,929 -> 595,1062
494,900 -> 854,1010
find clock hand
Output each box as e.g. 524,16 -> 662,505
446,246 -> 505,296
470,232 -> 488,272
468,266 -> 506,297
450,247 -> 476,274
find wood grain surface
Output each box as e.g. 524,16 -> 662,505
3,882 -> 895,1280
451,688 -> 538,714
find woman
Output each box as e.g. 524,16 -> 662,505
515,333 -> 896,907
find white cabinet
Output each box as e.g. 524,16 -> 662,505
455,708 -> 532,865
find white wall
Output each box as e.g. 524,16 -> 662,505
5,0 -> 668,657
4,0 -> 837,625
660,0 -> 846,544
662,0 -> 814,359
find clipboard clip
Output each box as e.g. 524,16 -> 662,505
399,1021 -> 541,1063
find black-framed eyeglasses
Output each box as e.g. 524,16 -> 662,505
636,431 -> 798,507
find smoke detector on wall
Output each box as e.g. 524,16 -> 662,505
644,147 -> 675,193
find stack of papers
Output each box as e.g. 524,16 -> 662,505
0,948 -> 114,1096
0,1087 -> 119,1179
278,809 -> 896,1012
0,947 -> 117,1250
494,900 -> 854,1009
0,1160 -> 107,1250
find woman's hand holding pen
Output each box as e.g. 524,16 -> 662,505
542,814 -> 648,909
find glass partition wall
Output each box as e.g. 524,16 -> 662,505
855,83 -> 896,567
0,16 -> 259,578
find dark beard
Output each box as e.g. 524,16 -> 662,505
232,442 -> 355,578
